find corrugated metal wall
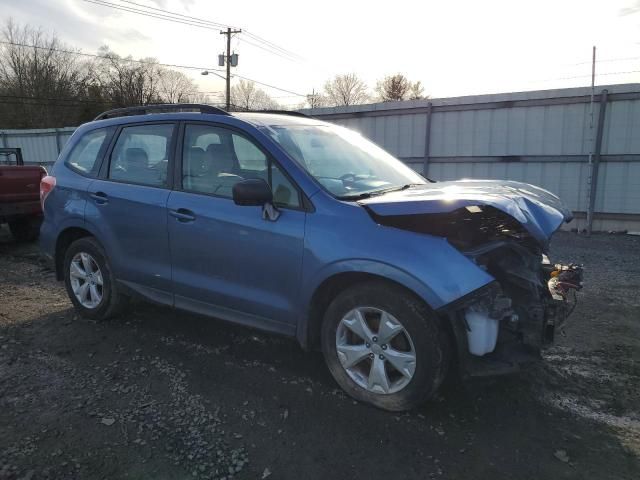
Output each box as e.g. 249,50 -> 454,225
305,84 -> 640,230
0,127 -> 75,166
3,84 -> 639,231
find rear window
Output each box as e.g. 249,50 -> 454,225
66,128 -> 110,176
0,153 -> 19,166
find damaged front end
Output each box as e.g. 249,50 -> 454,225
361,180 -> 584,376
452,241 -> 583,376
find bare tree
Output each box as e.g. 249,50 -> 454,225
158,69 -> 198,103
0,19 -> 216,128
188,91 -> 219,104
0,19 -> 96,128
375,74 -> 410,101
408,80 -> 427,100
323,73 -> 369,106
375,74 -> 427,102
230,79 -> 280,111
306,90 -> 327,108
92,47 -> 164,107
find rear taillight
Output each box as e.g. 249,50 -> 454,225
40,175 -> 56,211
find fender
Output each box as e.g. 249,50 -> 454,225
295,256 -> 487,348
301,258 -> 441,313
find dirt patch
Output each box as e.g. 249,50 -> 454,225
0,226 -> 638,479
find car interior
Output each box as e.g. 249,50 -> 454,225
183,127 -> 298,206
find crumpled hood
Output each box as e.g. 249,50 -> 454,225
359,179 -> 573,248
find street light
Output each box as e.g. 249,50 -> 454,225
200,70 -> 229,108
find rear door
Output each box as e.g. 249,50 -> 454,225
167,122 -> 306,332
85,122 -> 176,303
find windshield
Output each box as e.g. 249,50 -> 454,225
262,124 -> 427,198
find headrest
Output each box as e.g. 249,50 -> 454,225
125,148 -> 148,166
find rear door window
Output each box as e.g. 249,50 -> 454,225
66,128 -> 110,176
109,124 -> 174,187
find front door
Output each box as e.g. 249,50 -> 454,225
167,123 -> 306,333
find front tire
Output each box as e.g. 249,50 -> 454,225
63,237 -> 128,320
321,281 -> 448,411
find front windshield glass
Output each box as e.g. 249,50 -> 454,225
262,124 -> 427,198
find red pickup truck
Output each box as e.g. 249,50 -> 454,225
0,148 -> 46,242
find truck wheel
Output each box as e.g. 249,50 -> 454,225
321,281 -> 448,411
63,237 -> 128,320
8,218 -> 40,242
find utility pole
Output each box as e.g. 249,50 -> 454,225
220,27 -> 241,111
586,46 -> 597,234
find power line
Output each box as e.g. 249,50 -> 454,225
243,30 -> 303,61
528,69 -> 640,84
82,0 -> 302,61
116,0 -> 233,29
116,0 -> 302,59
573,55 -> 640,65
229,73 -> 305,97
0,40 -> 226,74
82,0 -> 221,31
0,99 -> 107,108
237,37 -> 301,63
598,69 -> 640,76
0,93 -> 224,104
0,40 -> 306,97
0,94 -> 113,104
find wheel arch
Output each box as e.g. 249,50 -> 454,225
300,269 -> 442,351
54,226 -> 96,280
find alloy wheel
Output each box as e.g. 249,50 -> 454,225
69,252 -> 104,309
336,307 -> 417,394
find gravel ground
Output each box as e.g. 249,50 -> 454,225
0,225 -> 638,480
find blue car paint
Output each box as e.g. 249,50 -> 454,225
359,180 -> 571,251
166,190 -> 306,329
299,192 -> 496,309
40,111 -> 570,348
84,180 -> 173,294
38,158 -> 95,255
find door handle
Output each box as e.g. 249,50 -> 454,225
169,208 -> 196,222
89,192 -> 108,204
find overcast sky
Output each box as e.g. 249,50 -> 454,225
2,0 -> 640,106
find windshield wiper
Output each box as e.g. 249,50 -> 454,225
337,183 -> 417,201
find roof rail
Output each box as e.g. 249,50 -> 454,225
93,103 -> 229,121
248,110 -> 310,118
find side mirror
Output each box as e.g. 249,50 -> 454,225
232,178 -> 273,206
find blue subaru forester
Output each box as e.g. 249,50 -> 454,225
40,104 -> 582,411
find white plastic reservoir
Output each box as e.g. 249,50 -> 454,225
465,310 -> 499,356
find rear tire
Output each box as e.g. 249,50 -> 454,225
9,217 -> 40,242
63,237 -> 128,320
321,281 -> 448,411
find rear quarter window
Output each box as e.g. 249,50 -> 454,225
65,128 -> 110,176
